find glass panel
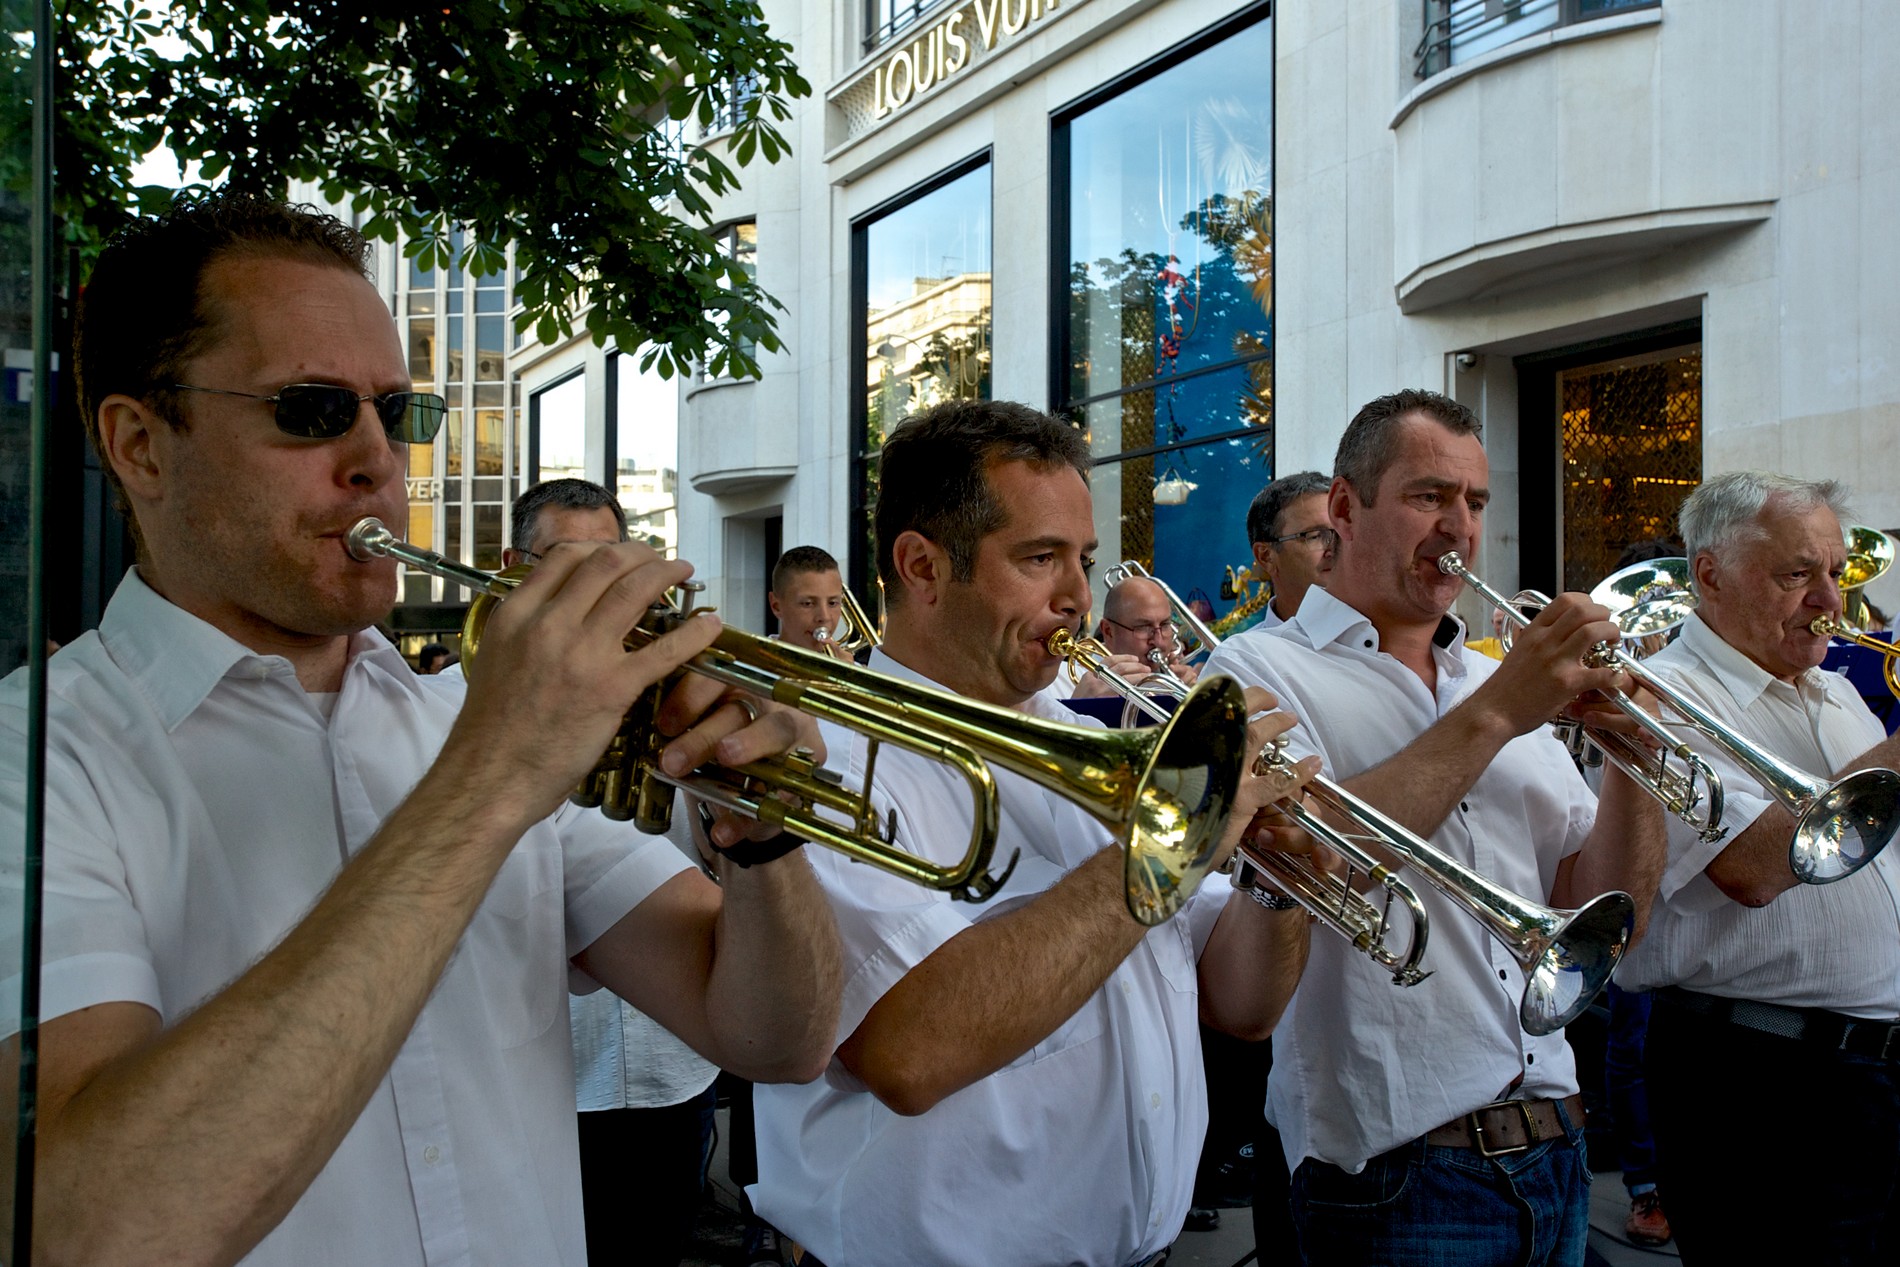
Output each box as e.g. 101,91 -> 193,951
448,227 -> 467,288
408,316 -> 437,382
1559,346 -> 1703,592
1072,359 -> 1273,461
616,350 -> 680,557
406,499 -> 436,551
473,477 -> 504,502
446,288 -> 464,314
1062,19 -> 1273,410
474,503 -> 504,571
475,408 -> 506,476
407,291 -> 436,315
862,164 -> 991,453
409,247 -> 433,290
476,316 -> 505,381
445,502 -> 463,562
475,383 -> 504,407
408,437 -> 434,478
1090,433 -> 1270,631
447,314 -> 464,383
475,288 -> 505,313
445,407 -> 464,478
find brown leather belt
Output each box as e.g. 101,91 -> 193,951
1422,1094 -> 1584,1157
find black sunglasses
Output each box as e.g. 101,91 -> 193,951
170,383 -> 447,443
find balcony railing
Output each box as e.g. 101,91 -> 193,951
1415,0 -> 1658,79
865,0 -> 955,55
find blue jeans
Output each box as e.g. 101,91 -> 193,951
1290,1119 -> 1590,1267
1602,982 -> 1659,1191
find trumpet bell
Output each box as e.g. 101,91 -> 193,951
1842,525 -> 1895,592
1519,891 -> 1633,1036
1790,766 -> 1900,885
1589,558 -> 1694,640
1119,679 -> 1250,924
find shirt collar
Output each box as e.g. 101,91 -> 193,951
100,568 -> 419,732
1290,587 -> 1470,658
1676,610 -> 1835,711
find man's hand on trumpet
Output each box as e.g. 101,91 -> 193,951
1213,687 -> 1328,873
1068,652 -> 1155,699
1470,592 -> 1628,738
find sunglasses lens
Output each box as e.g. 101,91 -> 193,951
272,385 -> 364,438
385,393 -> 447,443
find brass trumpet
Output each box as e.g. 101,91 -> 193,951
348,518 -> 1250,924
1049,628 -> 1630,1029
1810,615 -> 1900,700
1441,552 -> 1900,884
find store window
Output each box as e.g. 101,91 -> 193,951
532,372 -> 589,487
850,157 -> 992,591
1054,8 -> 1273,625
702,220 -> 759,379
611,351 -> 680,558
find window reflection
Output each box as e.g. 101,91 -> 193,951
615,351 -> 680,558
862,163 -> 991,454
1056,15 -> 1272,626
535,373 -> 588,484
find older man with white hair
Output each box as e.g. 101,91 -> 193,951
1617,470 -> 1900,1266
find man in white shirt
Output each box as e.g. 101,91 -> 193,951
750,398 -> 1325,1267
768,546 -> 852,658
503,477 -> 722,1267
1615,470 -> 1900,1265
1097,575 -> 1199,686
1205,388 -> 1665,1267
0,193 -> 840,1267
1243,470 -> 1335,630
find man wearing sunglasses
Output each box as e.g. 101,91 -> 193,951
0,193 -> 841,1267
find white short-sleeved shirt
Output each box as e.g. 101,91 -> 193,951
0,571 -> 693,1267
1205,588 -> 1596,1175
1615,613 -> 1900,1016
750,650 -> 1228,1267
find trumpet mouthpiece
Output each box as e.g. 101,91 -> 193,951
1436,551 -> 1466,575
345,517 -> 394,562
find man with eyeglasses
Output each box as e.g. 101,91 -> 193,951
0,193 -> 841,1267
1246,470 -> 1337,630
1097,575 -> 1200,687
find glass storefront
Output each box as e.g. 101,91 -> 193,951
613,352 -> 680,559
1055,9 -> 1273,623
850,157 -> 993,590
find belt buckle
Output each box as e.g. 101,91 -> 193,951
1881,1024 -> 1900,1062
1468,1099 -> 1537,1158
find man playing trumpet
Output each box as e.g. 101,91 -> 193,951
0,194 -> 842,1267
1615,471 -> 1900,1266
750,398 -> 1325,1267
1205,388 -> 1665,1266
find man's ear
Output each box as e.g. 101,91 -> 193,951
767,591 -> 785,620
1326,476 -> 1358,545
1252,540 -> 1277,583
1692,551 -> 1720,602
96,394 -> 170,505
890,530 -> 948,607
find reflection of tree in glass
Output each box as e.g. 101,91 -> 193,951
913,311 -> 991,403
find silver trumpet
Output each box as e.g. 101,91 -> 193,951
1050,629 -> 1633,1029
1440,551 -> 1900,884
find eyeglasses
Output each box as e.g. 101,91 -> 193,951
1101,616 -> 1178,642
1268,526 -> 1339,549
170,383 -> 447,443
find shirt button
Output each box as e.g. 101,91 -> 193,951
1527,1053 -> 1536,1065
423,1145 -> 442,1165
1151,1092 -> 1162,1110
1363,639 -> 1374,648
1499,969 -> 1508,981
1460,801 -> 1470,812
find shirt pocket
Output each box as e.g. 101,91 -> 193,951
460,834 -> 565,1047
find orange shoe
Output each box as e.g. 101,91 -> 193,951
1624,1191 -> 1672,1246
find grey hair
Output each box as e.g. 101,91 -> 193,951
1245,471 -> 1332,544
1679,471 -> 1853,590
